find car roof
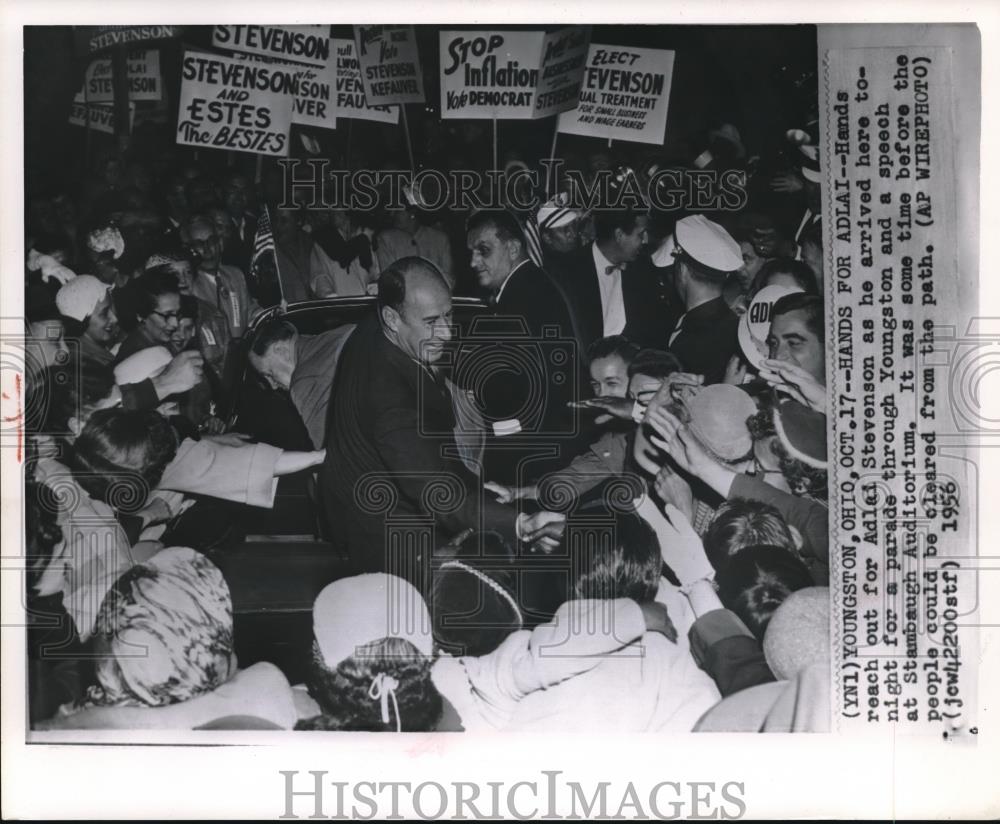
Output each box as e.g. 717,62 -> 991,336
246,295 -> 487,336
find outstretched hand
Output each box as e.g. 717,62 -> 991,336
569,396 -> 637,424
518,510 -> 566,553
759,358 -> 827,413
655,503 -> 715,587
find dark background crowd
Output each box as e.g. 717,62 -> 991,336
22,24 -> 832,733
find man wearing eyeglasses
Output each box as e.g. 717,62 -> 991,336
182,213 -> 260,341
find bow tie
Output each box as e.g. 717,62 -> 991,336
604,263 -> 624,275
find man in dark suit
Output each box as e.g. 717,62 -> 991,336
663,214 -> 744,384
321,257 -> 564,588
464,210 -> 583,486
220,172 -> 257,274
550,207 -> 670,352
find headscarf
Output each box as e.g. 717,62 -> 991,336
83,547 -> 237,707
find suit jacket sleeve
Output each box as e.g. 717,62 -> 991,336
688,609 -> 776,697
729,474 -> 829,564
537,431 -> 625,503
373,401 -> 519,544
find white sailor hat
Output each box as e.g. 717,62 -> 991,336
536,192 -> 579,231
786,128 -> 821,183
672,214 -> 743,274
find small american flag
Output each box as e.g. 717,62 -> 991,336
248,204 -> 283,307
523,212 -> 544,269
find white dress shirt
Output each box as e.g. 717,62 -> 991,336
592,242 -> 626,337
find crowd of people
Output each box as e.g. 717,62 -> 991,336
22,107 -> 831,732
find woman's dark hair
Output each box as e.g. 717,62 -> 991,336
296,637 -> 442,732
571,505 -> 662,603
47,355 -> 117,433
752,257 -> 819,295
130,269 -> 181,320
431,530 -> 522,657
747,404 -> 828,499
178,294 -> 200,322
703,498 -> 797,572
70,408 -> 178,512
715,546 -> 813,641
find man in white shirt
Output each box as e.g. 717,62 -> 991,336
551,207 -> 667,352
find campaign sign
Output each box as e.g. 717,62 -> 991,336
440,28 -> 590,120
534,26 -> 591,119
176,50 -> 297,156
440,30 -> 544,119
353,25 -> 425,105
69,102 -> 135,135
332,39 -> 400,124
212,26 -> 332,68
557,43 -> 675,145
231,51 -> 338,130
78,50 -> 162,103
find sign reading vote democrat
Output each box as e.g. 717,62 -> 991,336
558,44 -> 675,145
353,25 -> 425,106
440,29 -> 589,120
440,31 -> 543,119
176,51 -> 296,156
78,50 -> 162,103
212,25 -> 332,68
332,39 -> 400,124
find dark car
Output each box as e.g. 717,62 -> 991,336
211,296 -> 489,682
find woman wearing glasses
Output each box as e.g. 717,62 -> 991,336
114,269 -> 220,434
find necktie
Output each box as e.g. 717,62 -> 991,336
605,263 -> 623,275
669,313 -> 686,346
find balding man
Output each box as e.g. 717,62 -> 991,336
321,257 -> 563,586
